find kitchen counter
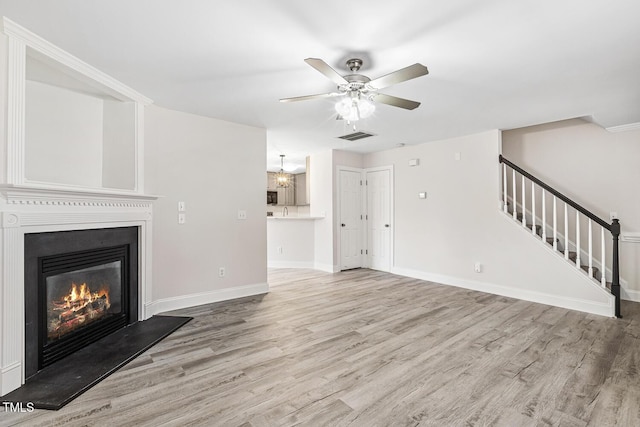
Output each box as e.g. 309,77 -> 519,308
267,216 -> 324,220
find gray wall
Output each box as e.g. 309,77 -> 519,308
144,105 -> 267,308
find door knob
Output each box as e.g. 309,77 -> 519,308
385,224 -> 390,227
341,223 -> 346,227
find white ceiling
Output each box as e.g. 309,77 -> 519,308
1,0 -> 639,173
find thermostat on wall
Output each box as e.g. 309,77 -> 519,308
409,159 -> 419,167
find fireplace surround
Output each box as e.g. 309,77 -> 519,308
24,227 -> 139,378
0,187 -> 155,396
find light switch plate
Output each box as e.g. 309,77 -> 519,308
178,201 -> 186,212
419,192 -> 427,199
178,213 -> 186,224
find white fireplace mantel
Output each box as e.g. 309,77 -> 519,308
0,17 -> 157,397
0,186 -> 157,396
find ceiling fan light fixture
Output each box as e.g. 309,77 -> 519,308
334,96 -> 375,122
357,98 -> 375,118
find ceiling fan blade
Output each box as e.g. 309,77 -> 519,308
280,92 -> 342,103
371,93 -> 421,110
304,58 -> 349,86
367,63 -> 429,90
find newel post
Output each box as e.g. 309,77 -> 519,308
611,219 -> 621,318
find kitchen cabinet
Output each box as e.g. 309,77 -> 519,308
295,173 -> 308,205
277,183 -> 295,206
267,172 -> 277,190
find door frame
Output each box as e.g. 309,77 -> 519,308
365,165 -> 394,272
336,166 -> 366,270
336,164 -> 394,272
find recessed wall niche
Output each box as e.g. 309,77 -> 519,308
1,16 -> 151,193
24,48 -> 136,190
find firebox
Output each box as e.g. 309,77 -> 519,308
24,227 -> 138,379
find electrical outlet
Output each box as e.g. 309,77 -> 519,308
277,246 -> 283,254
610,212 -> 618,221
178,213 -> 186,224
238,210 -> 247,220
218,267 -> 226,278
474,262 -> 482,273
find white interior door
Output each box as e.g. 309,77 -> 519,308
339,169 -> 363,270
367,168 -> 391,272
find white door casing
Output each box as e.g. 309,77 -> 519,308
339,168 -> 363,270
367,168 -> 392,272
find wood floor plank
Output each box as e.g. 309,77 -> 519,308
2,268 -> 639,426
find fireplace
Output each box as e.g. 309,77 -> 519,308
24,227 -> 139,379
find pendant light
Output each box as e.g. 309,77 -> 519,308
275,154 -> 290,188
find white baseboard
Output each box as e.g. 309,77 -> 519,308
146,282 -> 269,316
391,267 -> 615,318
314,262 -> 339,273
621,286 -> 640,302
268,261 -> 316,269
1,362 -> 22,396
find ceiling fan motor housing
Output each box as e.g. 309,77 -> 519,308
346,58 -> 363,72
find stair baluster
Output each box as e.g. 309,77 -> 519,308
512,169 -> 517,221
564,204 -> 569,259
601,227 -> 606,287
503,164 -> 508,213
553,197 -> 558,251
588,219 -> 593,278
521,175 -> 527,227
541,189 -> 547,241
531,181 -> 536,235
575,213 -> 581,268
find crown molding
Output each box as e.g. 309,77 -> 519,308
1,17 -> 152,105
605,122 -> 640,133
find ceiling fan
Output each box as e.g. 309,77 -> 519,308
280,58 -> 429,121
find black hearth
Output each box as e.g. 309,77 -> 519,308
24,227 -> 138,379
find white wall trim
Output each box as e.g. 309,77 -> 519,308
146,282 -> 269,316
605,122 -> 640,133
1,17 -> 151,195
0,362 -> 21,396
621,232 -> 640,243
1,17 -> 152,105
314,262 -> 339,273
6,36 -> 25,185
391,267 -> 614,317
268,261 -> 316,269
621,286 -> 640,303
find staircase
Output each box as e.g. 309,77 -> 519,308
499,155 -> 621,317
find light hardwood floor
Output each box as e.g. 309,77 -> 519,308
2,268 -> 639,426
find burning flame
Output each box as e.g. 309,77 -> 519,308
64,282 -> 110,309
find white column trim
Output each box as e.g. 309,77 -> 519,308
6,36 -> 25,185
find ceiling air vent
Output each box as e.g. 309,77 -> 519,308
337,131 -> 376,141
